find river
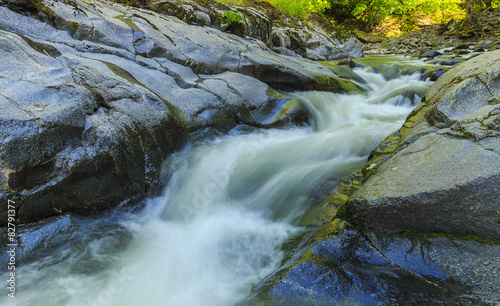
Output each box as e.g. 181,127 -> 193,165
1,57 -> 435,306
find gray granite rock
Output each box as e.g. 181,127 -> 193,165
1,0 -> 364,224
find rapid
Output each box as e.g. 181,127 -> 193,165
1,60 -> 433,306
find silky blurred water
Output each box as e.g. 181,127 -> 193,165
1,66 -> 432,306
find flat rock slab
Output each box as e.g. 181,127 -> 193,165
349,132 -> 500,242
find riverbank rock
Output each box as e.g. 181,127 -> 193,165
250,223 -> 500,304
353,30 -> 386,44
112,0 -> 363,61
0,0 -> 364,225
343,49 -> 500,243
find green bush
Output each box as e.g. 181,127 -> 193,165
222,11 -> 244,26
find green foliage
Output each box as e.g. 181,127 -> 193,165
112,0 -> 150,6
217,0 -> 330,18
325,0 -> 464,32
212,0 -> 499,32
147,2 -> 158,10
476,0 -> 500,9
269,0 -> 330,16
222,10 -> 244,26
271,0 -> 307,17
300,0 -> 331,12
216,0 -> 247,6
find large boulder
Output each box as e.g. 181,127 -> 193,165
1,0 -> 364,91
111,0 -> 364,61
150,0 -> 274,45
270,27 -> 363,61
342,50 -> 500,243
0,0 -> 363,225
250,49 -> 500,305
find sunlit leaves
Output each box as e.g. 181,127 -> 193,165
326,0 -> 465,31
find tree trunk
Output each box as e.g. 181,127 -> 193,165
464,0 -> 473,25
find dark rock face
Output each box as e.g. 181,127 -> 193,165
344,50 -> 500,243
429,68 -> 448,81
271,27 -> 363,61
439,59 -> 463,66
0,0 -> 363,225
251,223 -> 499,305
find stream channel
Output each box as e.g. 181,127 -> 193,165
1,55 -> 446,305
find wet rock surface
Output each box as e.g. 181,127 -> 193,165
251,227 -> 497,305
362,43 -> 494,82
0,0 -> 363,225
1,1 -> 499,304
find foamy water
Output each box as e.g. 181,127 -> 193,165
2,66 -> 432,306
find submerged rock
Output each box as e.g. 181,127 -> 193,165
419,50 -> 442,58
429,68 -> 449,81
337,58 -> 356,68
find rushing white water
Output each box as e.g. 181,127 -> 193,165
2,66 -> 432,306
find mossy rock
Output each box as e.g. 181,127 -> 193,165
353,30 -> 386,44
341,51 -> 500,243
306,12 -> 336,35
250,220 -> 498,304
304,75 -> 362,93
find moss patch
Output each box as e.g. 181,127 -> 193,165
19,35 -> 62,57
371,229 -> 497,254
71,21 -> 79,32
424,231 -> 496,246
318,61 -> 367,84
116,14 -> 143,31
100,60 -> 144,87
307,75 -> 364,93
29,0 -> 55,16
